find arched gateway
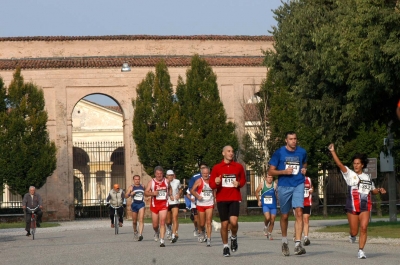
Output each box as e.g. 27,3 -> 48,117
0,35 -> 274,220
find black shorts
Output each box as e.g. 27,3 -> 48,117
217,201 -> 240,222
303,206 -> 311,215
168,204 -> 179,211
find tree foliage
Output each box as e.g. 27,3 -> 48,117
0,68 -> 57,196
133,56 -> 238,179
267,0 -> 400,148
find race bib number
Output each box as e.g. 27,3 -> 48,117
359,180 -> 372,195
201,190 -> 212,200
285,162 -> 299,175
263,196 -> 272,204
304,188 -> 310,198
133,192 -> 144,201
222,174 -> 236,187
156,189 -> 167,200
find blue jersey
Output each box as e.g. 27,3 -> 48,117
131,185 -> 145,204
188,172 -> 201,190
269,146 -> 307,187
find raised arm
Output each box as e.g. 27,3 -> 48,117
328,143 -> 347,173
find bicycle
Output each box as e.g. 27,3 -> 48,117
26,206 -> 40,240
109,205 -> 123,235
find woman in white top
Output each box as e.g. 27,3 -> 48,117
329,143 -> 386,259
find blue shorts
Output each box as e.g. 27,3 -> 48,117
262,205 -> 277,215
131,202 -> 145,213
277,183 -> 304,214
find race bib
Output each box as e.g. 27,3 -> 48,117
133,192 -> 144,201
156,189 -> 167,200
359,180 -> 372,195
263,196 -> 272,204
201,190 -> 212,200
304,188 -> 310,198
285,162 -> 299,175
222,174 -> 236,187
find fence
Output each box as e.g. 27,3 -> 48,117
73,141 -> 126,218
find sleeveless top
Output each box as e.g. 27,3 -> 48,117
196,178 -> 214,207
131,184 -> 145,204
303,177 -> 312,207
150,178 -> 169,208
260,180 -> 277,208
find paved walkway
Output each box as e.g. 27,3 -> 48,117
1,218 -> 399,265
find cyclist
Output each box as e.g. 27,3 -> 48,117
22,186 -> 43,236
106,184 -> 126,228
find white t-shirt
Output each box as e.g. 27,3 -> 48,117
168,179 -> 182,205
342,166 -> 375,194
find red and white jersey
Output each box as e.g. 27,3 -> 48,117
150,178 -> 169,208
196,178 -> 214,207
303,176 -> 312,207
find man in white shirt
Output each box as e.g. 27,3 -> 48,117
166,170 -> 182,243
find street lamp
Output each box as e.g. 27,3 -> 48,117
121,62 -> 131,72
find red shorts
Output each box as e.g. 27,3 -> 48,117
150,205 -> 168,214
196,205 -> 214,212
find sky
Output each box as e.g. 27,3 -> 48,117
1,0 -> 283,105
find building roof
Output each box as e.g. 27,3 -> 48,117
0,35 -> 273,42
0,56 -> 265,70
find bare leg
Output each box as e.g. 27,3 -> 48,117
347,212 -> 359,238
205,208 -> 213,239
280,213 -> 289,237
138,207 -> 145,235
220,220 -> 229,244
269,214 -> 276,233
151,212 -> 159,233
171,207 -> 179,235
358,212 -> 369,249
303,214 -> 310,237
131,211 -> 138,232
294,207 -> 303,241
229,216 -> 238,237
158,210 -> 167,239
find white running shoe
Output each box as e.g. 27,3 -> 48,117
193,229 -> 199,237
166,229 -> 172,240
358,249 -> 366,259
154,232 -> 160,242
263,226 -> 268,236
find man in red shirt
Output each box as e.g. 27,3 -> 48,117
209,145 -> 246,257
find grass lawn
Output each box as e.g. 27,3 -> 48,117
316,221 -> 400,238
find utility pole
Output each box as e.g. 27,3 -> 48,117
380,121 -> 397,222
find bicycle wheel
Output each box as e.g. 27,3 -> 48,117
31,217 -> 36,240
115,214 -> 118,235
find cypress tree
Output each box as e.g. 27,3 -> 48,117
0,68 -> 57,196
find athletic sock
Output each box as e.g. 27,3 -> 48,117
160,239 -> 164,244
295,240 -> 301,247
223,244 -> 229,248
282,237 -> 288,244
231,236 -> 237,240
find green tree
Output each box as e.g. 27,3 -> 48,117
0,68 -> 57,196
176,55 -> 239,178
132,60 -> 181,176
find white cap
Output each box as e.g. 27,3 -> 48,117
166,170 -> 174,175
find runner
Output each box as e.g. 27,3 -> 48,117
166,170 -> 182,243
209,145 -> 246,257
328,143 -> 386,259
293,175 -> 313,245
144,166 -> 172,247
186,188 -> 200,236
191,166 -> 215,247
268,131 -> 307,256
255,174 -> 277,240
125,174 -> 146,241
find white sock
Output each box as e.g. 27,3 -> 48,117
223,244 -> 229,248
160,239 -> 164,243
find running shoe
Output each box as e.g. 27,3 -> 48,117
294,243 -> 306,255
133,231 -> 139,241
160,242 -> 165,247
198,233 -> 205,243
230,237 -> 238,252
193,229 -> 199,237
171,235 -> 179,243
267,232 -> 273,240
138,235 -> 144,241
263,226 -> 268,236
206,238 -> 211,247
282,242 -> 290,256
358,249 -> 366,259
304,237 -> 310,246
166,229 -> 172,240
223,246 -> 230,257
154,232 -> 160,242
26,231 -> 31,236
349,235 -> 356,243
